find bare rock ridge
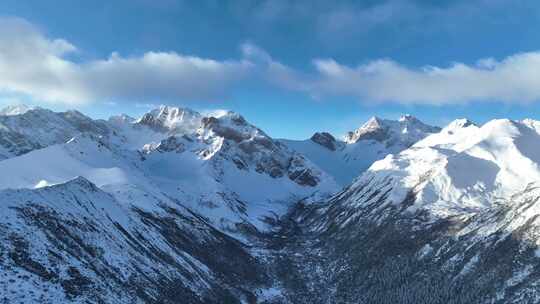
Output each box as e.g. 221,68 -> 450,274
310,132 -> 337,151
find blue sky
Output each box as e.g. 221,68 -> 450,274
1,0 -> 540,139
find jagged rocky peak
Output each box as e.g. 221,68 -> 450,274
344,115 -> 440,147
200,111 -> 272,144
345,116 -> 386,143
310,132 -> 337,151
136,105 -> 202,133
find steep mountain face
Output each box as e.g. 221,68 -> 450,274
281,115 -> 440,185
270,118 -> 540,303
0,105 -> 109,160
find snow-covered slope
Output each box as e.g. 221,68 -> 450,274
6,103 -> 540,303
0,105 -> 338,233
281,115 -> 440,185
272,117 -> 540,303
0,104 -> 35,116
360,118 -> 540,217
0,177 -> 269,303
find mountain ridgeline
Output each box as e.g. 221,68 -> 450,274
0,104 -> 539,303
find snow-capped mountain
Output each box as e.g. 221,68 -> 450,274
0,104 -> 35,116
359,117 -> 540,217
0,104 -> 340,303
281,115 -> 440,185
0,105 -> 109,160
271,117 -> 540,303
3,103 -> 540,303
0,105 -> 337,232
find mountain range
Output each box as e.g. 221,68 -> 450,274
1,104 -> 539,303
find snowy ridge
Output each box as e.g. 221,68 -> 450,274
0,104 -> 36,116
281,115 -> 440,185
344,114 -> 440,146
0,106 -> 109,160
352,118 -> 540,218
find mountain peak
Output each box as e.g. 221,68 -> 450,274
0,104 -> 37,116
345,115 -> 440,146
136,105 -> 202,133
310,132 -> 337,151
364,116 -> 383,128
444,118 -> 476,130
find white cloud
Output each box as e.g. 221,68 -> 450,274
262,52 -> 540,105
4,17 -> 540,107
0,17 -> 252,105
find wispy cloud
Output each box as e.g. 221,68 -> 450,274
0,17 -> 252,105
241,41 -> 540,105
275,53 -> 540,105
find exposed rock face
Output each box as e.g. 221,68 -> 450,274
287,155 -> 320,186
194,111 -> 330,187
310,132 -> 337,151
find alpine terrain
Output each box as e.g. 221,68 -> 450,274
1,105 -> 540,303
281,115 -> 440,185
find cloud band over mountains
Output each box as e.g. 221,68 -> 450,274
2,17 -> 540,106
